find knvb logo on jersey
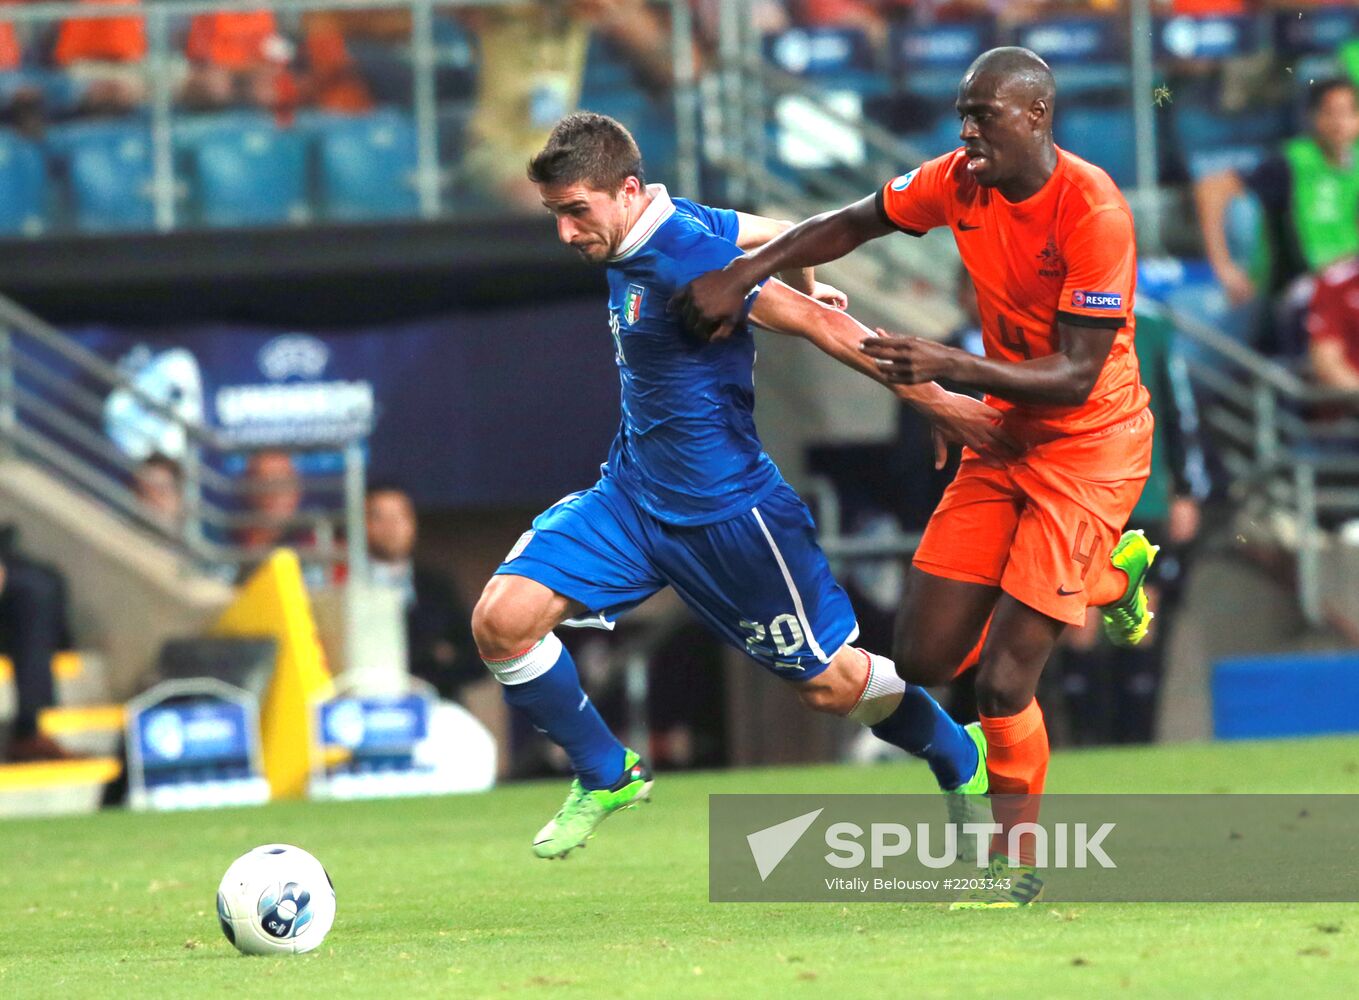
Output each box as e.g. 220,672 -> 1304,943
1037,235 -> 1065,278
623,284 -> 646,326
1071,290 -> 1122,310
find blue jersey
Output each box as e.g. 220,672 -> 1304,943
601,186 -> 782,526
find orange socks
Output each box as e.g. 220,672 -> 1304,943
979,699 -> 1049,866
1089,564 -> 1130,607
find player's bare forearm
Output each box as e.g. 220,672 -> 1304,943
748,283 -> 1019,465
734,213 -> 817,294
861,323 -> 1117,408
735,197 -> 891,286
672,197 -> 889,342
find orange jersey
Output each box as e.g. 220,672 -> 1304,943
877,146 -> 1149,437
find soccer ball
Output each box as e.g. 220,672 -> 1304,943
216,844 -> 336,955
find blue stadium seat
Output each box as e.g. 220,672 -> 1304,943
317,113 -> 420,220
1055,105 -> 1136,187
0,130 -> 48,236
902,113 -> 964,160
49,120 -> 156,232
188,123 -> 309,227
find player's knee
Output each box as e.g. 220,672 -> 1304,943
973,657 -> 1034,718
472,580 -> 538,662
893,632 -> 957,688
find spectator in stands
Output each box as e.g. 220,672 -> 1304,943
179,11 -> 299,123
1056,307 -> 1211,744
364,484 -> 479,702
1305,255 -> 1359,396
238,449 -> 304,549
1195,78 -> 1359,310
53,0 -> 148,115
0,537 -> 74,763
297,12 -> 375,115
461,0 -> 673,210
0,6 -> 43,138
133,453 -> 183,531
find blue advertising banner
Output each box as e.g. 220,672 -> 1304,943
135,699 -> 253,769
65,296 -> 623,509
319,695 -> 430,754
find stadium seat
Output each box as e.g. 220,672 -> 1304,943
188,123 -> 309,228
316,113 -> 420,221
1054,105 -> 1136,187
0,130 -> 48,236
50,120 -> 157,232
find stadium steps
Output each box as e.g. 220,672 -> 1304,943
0,457 -> 234,702
0,757 -> 121,819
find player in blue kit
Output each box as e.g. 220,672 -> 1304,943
471,113 -> 1018,859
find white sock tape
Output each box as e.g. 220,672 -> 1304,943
484,631 -> 564,686
846,649 -> 906,727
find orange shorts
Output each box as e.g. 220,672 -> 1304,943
912,408 -> 1154,626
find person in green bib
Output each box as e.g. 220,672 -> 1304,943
1196,77 -> 1359,309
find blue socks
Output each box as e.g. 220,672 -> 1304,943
488,633 -> 625,790
872,686 -> 978,790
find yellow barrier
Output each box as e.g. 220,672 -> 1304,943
211,549 -> 333,800
0,651 -> 84,684
0,758 -> 122,791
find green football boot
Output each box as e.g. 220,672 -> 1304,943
1100,529 -> 1160,648
949,856 -> 1045,910
532,749 -> 653,860
944,722 -> 990,863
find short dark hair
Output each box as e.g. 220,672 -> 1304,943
527,112 -> 644,192
365,481 -> 411,503
1308,77 -> 1356,114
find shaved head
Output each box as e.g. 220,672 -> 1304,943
955,47 -> 1059,198
962,47 -> 1056,127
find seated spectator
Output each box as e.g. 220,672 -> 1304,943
0,541 -> 74,763
364,484 -> 479,702
133,452 -> 183,532
298,13 -> 374,115
53,0 -> 148,115
180,11 -> 299,122
0,4 -> 43,139
1195,78 -> 1359,310
1305,255 -> 1359,395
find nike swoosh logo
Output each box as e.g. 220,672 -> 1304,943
957,220 -> 982,231
1057,586 -> 1081,596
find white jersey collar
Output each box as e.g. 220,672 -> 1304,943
610,184 -> 675,262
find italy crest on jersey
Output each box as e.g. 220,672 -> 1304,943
623,283 -> 646,325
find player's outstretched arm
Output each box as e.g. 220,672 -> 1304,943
860,321 -> 1116,408
749,280 -> 1019,465
673,195 -> 890,342
733,212 -> 846,306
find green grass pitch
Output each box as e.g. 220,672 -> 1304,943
2,736 -> 1357,999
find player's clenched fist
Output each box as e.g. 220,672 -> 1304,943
671,262 -> 757,343
860,329 -> 964,384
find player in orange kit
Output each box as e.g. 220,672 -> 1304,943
673,47 -> 1158,907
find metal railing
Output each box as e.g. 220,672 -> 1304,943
0,292 -> 369,587
1167,305 -> 1359,625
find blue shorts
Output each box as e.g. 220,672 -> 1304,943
494,476 -> 859,680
